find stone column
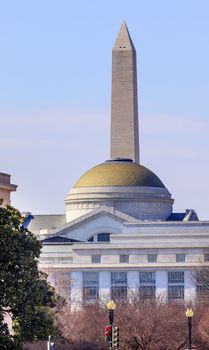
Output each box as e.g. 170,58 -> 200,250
127,271 -> 139,298
156,270 -> 167,300
99,271 -> 111,302
71,271 -> 83,310
184,270 -> 196,301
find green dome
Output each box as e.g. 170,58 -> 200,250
73,159 -> 165,188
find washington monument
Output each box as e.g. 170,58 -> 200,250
110,21 -> 139,163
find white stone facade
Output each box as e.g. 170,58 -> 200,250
37,208 -> 209,308
66,186 -> 173,222
68,270 -> 197,308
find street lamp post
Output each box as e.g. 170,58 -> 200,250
106,300 -> 116,349
185,308 -> 194,350
47,335 -> 55,350
107,300 -> 116,326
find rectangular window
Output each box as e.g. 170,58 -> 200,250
120,254 -> 129,263
97,233 -> 110,242
139,271 -> 156,299
168,271 -> 184,300
168,286 -> 184,300
83,272 -> 99,302
111,272 -> 127,300
176,254 -> 185,262
204,254 -> 209,262
140,271 -> 156,283
147,254 -> 157,263
91,255 -> 101,263
168,271 -> 184,283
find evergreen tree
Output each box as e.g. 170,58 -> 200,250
0,201 -> 55,349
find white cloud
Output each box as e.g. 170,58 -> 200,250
0,108 -> 109,149
141,113 -> 209,136
1,110 -> 209,220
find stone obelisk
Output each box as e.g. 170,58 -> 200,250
110,21 -> 139,163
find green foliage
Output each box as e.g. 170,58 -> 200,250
0,313 -> 14,349
0,202 -> 55,348
13,307 -> 54,343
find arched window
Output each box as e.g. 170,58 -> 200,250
97,233 -> 110,242
87,233 -> 111,242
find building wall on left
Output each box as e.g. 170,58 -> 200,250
0,172 -> 17,205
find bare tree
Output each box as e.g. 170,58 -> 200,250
23,296 -> 209,350
194,267 -> 209,302
52,296 -> 189,350
113,297 -> 187,350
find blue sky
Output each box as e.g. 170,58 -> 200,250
0,0 -> 209,219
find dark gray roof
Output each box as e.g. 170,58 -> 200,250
42,235 -> 82,244
167,213 -> 185,221
167,210 -> 198,222
28,214 -> 66,235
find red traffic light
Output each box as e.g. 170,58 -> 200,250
105,324 -> 111,335
105,324 -> 112,342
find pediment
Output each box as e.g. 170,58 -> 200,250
44,206 -> 139,241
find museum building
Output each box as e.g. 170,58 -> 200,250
26,22 -> 209,308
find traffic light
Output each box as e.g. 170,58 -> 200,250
105,324 -> 112,344
112,326 -> 119,348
